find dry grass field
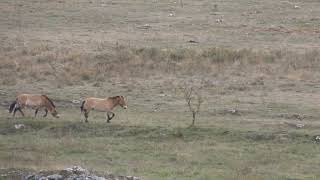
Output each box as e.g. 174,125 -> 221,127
1,0 -> 320,179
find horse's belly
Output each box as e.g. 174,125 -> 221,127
25,104 -> 43,110
91,103 -> 108,112
93,106 -> 108,112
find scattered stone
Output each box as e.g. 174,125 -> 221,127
47,174 -> 63,180
168,12 -> 174,17
295,123 -> 305,129
126,176 -> 141,180
227,109 -> 240,115
294,5 -> 300,9
14,124 -> 25,129
72,100 -> 80,104
26,174 -> 35,180
19,166 -> 140,180
187,40 -> 199,43
138,24 -> 152,30
216,18 -> 223,23
64,166 -> 89,176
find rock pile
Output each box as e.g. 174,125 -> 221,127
22,166 -> 140,180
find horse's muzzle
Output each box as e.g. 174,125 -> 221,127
123,106 -> 128,109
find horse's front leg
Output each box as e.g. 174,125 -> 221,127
106,112 -> 115,123
18,108 -> 24,117
105,113 -> 109,123
43,109 -> 48,117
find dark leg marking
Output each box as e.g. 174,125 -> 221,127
34,109 -> 39,118
13,108 -> 18,118
84,109 -> 89,123
107,112 -> 115,123
18,108 -> 25,116
43,109 -> 48,117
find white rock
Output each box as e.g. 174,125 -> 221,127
14,124 -> 25,129
296,123 -> 304,128
47,174 -> 63,180
72,100 -> 80,104
216,19 -> 223,23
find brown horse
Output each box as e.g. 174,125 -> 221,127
80,96 -> 127,123
9,94 -> 60,119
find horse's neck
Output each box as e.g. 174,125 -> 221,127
43,99 -> 54,112
109,98 -> 119,109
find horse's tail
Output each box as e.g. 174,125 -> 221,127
80,100 -> 85,113
9,100 -> 17,113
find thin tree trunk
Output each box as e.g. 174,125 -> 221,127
180,0 -> 183,8
192,112 -> 195,126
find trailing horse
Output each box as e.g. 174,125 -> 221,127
81,96 -> 127,123
9,94 -> 60,119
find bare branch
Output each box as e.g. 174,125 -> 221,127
180,84 -> 203,126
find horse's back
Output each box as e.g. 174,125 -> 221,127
84,97 -> 109,111
17,94 -> 43,107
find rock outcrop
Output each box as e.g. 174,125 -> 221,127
0,166 -> 140,180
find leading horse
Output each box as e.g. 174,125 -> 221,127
80,96 -> 127,123
9,94 -> 60,119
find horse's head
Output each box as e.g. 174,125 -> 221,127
118,96 -> 127,109
51,109 -> 60,118
41,95 -> 60,118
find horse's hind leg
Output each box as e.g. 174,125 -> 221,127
83,109 -> 89,123
13,107 -> 24,120
13,108 -> 18,120
34,109 -> 39,118
43,109 -> 48,117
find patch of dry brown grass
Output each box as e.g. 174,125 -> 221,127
1,44 -> 319,87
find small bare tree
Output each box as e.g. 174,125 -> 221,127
181,86 -> 203,126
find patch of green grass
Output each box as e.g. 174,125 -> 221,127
1,115 -> 320,179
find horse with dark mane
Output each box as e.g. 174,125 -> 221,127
80,96 -> 127,123
9,94 -> 60,119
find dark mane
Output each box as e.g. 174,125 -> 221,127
109,96 -> 120,99
41,95 -> 56,108
107,96 -> 121,103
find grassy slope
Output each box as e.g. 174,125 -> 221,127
1,0 -> 320,179
1,79 -> 320,180
0,118 -> 319,180
0,0 -> 319,51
